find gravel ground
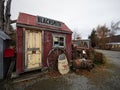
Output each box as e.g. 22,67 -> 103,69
0,50 -> 120,90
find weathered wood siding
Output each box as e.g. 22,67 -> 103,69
16,27 -> 24,74
24,29 -> 42,70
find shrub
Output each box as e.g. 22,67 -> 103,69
88,49 -> 106,64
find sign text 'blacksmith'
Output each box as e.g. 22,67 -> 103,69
37,16 -> 62,27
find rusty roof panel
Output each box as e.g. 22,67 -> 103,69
17,12 -> 72,33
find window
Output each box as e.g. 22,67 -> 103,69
118,45 -> 120,48
112,45 -> 114,48
53,34 -> 65,48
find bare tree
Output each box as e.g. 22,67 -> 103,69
0,0 -> 15,33
111,21 -> 120,31
72,29 -> 81,40
76,34 -> 81,40
107,21 -> 120,43
96,25 -> 110,49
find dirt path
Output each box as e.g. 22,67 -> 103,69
95,49 -> 120,67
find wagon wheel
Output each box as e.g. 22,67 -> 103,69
47,47 -> 66,71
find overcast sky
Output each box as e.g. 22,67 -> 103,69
11,0 -> 120,39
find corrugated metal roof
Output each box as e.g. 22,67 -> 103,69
17,12 -> 72,33
0,30 -> 11,40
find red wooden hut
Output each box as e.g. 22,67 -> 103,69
16,12 -> 72,74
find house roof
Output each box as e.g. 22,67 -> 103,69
106,35 -> 120,42
72,39 -> 90,43
0,30 -> 11,40
17,12 -> 72,33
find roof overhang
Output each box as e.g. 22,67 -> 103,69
17,23 -> 72,34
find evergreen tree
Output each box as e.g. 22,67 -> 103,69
88,29 -> 97,48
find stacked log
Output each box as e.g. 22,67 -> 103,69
72,59 -> 94,72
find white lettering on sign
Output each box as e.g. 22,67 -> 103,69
37,16 -> 62,27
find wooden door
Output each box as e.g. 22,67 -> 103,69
24,30 -> 42,70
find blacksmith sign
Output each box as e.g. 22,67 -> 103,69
37,16 -> 62,27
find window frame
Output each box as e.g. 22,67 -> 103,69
52,34 -> 66,48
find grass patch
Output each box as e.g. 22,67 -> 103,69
93,61 -> 102,65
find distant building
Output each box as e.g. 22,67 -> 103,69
106,35 -> 120,50
106,42 -> 120,50
72,39 -> 91,49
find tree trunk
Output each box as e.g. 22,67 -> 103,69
4,0 -> 12,33
0,0 -> 5,30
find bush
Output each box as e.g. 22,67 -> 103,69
88,50 -> 106,64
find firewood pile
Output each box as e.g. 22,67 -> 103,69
72,59 -> 95,72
